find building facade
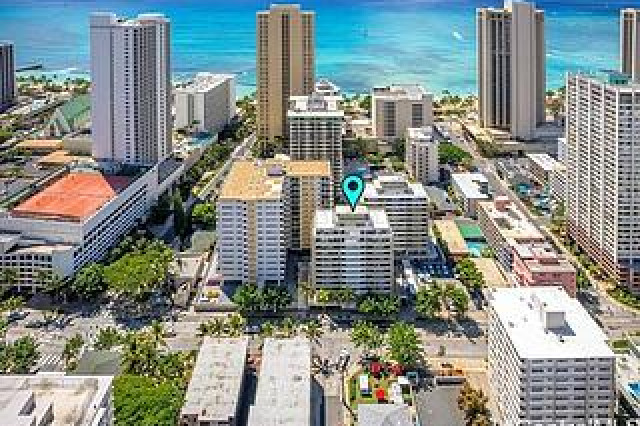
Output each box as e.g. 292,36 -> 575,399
90,12 -> 171,166
526,153 -> 559,185
217,156 -> 331,286
477,1 -> 545,141
565,72 -> 640,292
451,172 -> 491,218
256,4 -> 315,144
0,41 -> 15,113
372,84 -> 433,141
477,196 -> 546,269
312,206 -> 394,293
511,241 -> 577,297
406,126 -> 439,184
621,9 -> 640,83
174,73 -> 236,135
288,92 -> 343,197
362,175 -> 429,258
488,287 -> 615,425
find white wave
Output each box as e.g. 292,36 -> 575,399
452,31 -> 464,41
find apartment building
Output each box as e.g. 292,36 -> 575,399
288,92 -> 344,197
90,12 -> 171,165
565,71 -> 640,292
362,175 -> 429,258
312,206 -> 394,293
180,337 -> 249,426
248,338 -> 311,426
477,196 -> 546,269
0,373 -> 114,425
372,84 -> 433,141
217,156 -> 331,286
451,172 -> 491,218
0,41 -> 15,113
256,4 -> 315,144
549,163 -> 567,208
174,73 -> 236,135
512,241 -> 577,297
526,153 -> 560,185
406,126 -> 439,184
488,287 -> 615,425
477,1 -> 545,141
621,9 -> 640,83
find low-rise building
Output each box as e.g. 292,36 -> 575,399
0,372 -> 113,426
451,172 -> 490,218
174,73 -> 236,135
406,126 -> 439,185
512,241 -> 577,297
180,337 -> 248,426
477,196 -> 546,269
45,94 -> 91,137
312,206 -> 394,293
549,163 -> 567,208
248,338 -> 311,426
526,152 -> 559,185
0,159 -> 182,291
362,174 -> 429,258
217,156 -> 331,286
372,84 -> 433,141
488,287 -> 615,426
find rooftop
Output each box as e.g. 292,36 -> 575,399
175,73 -> 234,94
526,153 -> 559,172
219,155 -> 330,201
471,258 -> 509,287
315,205 -> 391,231
477,197 -> 544,242
363,174 -> 428,199
248,338 -> 311,426
289,93 -> 343,116
488,287 -> 613,359
357,403 -> 412,426
512,241 -> 575,274
181,337 -> 248,423
11,171 -> 133,222
58,94 -> 90,122
407,126 -> 435,141
372,84 -> 430,101
434,220 -> 469,256
16,139 -> 62,151
0,373 -> 113,426
451,172 -> 490,200
314,79 -> 341,96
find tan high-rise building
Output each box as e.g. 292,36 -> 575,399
621,9 -> 640,83
257,4 -> 315,146
371,84 -> 433,141
217,155 -> 331,286
477,1 -> 545,141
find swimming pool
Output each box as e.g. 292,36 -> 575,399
466,241 -> 488,258
629,382 -> 640,400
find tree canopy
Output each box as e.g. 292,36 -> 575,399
113,374 -> 184,426
387,321 -> 423,367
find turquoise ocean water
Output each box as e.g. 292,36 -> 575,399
0,0 -> 636,96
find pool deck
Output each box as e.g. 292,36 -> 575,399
471,258 -> 508,288
434,220 -> 469,258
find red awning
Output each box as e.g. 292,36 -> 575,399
370,362 -> 382,373
375,388 -> 386,400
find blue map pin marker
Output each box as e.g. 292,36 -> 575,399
341,174 -> 365,212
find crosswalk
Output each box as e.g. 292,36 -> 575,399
36,352 -> 64,372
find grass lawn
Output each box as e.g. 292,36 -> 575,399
347,373 -> 393,411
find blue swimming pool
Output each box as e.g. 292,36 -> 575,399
466,241 -> 488,258
629,382 -> 640,399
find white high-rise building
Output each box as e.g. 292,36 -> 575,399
477,1 -> 545,141
406,127 -> 439,184
288,92 -> 344,196
372,84 -> 433,141
174,73 -> 236,135
312,206 -> 394,293
362,174 -> 429,258
488,287 -> 615,426
90,12 -> 171,166
0,41 -> 15,113
565,71 -> 640,293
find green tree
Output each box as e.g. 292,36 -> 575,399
260,321 -> 275,338
350,320 -> 384,357
62,334 -> 84,371
113,375 -> 184,426
226,313 -> 246,337
415,287 -> 442,318
0,335 -> 39,373
387,322 -> 423,367
0,268 -> 17,287
94,327 -> 123,350
191,203 -> 216,229
71,263 -> 106,300
279,317 -> 297,338
450,287 -> 470,317
121,332 -> 159,376
232,284 -> 262,313
439,142 -> 472,166
302,319 -> 323,342
198,317 -> 226,337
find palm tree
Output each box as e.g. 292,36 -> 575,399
149,321 -> 166,349
302,319 -> 323,343
226,313 -> 246,337
279,317 -> 297,338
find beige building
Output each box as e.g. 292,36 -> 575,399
406,126 -> 439,184
477,1 -> 545,141
622,9 -> 640,83
217,155 -> 331,285
288,92 -> 344,197
312,206 -> 394,293
257,4 -> 315,144
372,84 -> 433,141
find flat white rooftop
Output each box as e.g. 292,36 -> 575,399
407,126 -> 435,141
314,205 -> 391,231
175,72 -> 234,94
248,338 -> 311,426
181,337 -> 248,423
452,172 -> 490,200
372,84 -> 430,101
526,153 -> 559,172
488,287 -> 613,359
363,174 -> 428,198
289,93 -> 343,116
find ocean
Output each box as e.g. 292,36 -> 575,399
0,0 -> 637,96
